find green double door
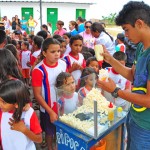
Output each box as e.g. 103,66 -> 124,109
47,8 -> 58,34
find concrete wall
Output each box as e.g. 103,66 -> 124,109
0,2 -> 91,34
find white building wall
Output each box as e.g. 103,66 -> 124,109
0,2 -> 91,34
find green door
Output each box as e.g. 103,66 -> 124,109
22,8 -> 33,21
76,9 -> 86,19
47,8 -> 58,34
22,8 -> 33,33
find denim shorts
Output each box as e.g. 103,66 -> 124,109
126,112 -> 150,150
28,26 -> 35,32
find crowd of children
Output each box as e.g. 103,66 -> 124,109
0,1 -> 150,150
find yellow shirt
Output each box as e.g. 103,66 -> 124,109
28,19 -> 34,27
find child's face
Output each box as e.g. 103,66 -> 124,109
21,43 -> 27,50
69,23 -> 74,30
85,74 -> 96,88
63,35 -> 70,44
0,97 -> 16,112
63,76 -> 75,94
43,44 -> 60,65
60,42 -> 67,55
122,23 -> 140,44
70,40 -> 82,55
88,61 -> 99,73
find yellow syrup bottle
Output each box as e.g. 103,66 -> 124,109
108,102 -> 114,121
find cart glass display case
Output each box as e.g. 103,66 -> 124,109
55,73 -> 129,139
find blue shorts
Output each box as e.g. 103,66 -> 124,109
40,112 -> 56,136
28,26 -> 35,32
126,112 -> 150,150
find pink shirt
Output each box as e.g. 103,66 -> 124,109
53,28 -> 67,36
80,31 -> 95,49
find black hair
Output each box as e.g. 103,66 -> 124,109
56,37 -> 65,44
28,34 -> 35,40
33,35 -> 44,49
70,34 -> 83,45
117,33 -> 125,42
0,79 -> 30,122
91,22 -> 113,41
42,24 -> 48,30
22,41 -> 29,49
0,30 -> 6,45
86,57 -> 98,67
113,51 -> 127,62
85,21 -> 92,26
0,48 -> 22,81
11,39 -> 17,47
37,30 -> 48,40
57,20 -> 64,26
5,44 -> 18,60
115,1 -> 150,27
63,32 -> 71,39
77,17 -> 84,23
80,67 -> 97,87
53,34 -> 62,39
39,38 -> 60,61
55,72 -> 72,88
6,36 -> 12,44
82,52 -> 93,61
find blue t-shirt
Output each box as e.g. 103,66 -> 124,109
20,19 -> 27,30
78,23 -> 85,33
130,43 -> 150,130
71,29 -> 78,36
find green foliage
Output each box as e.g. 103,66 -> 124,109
102,13 -> 117,24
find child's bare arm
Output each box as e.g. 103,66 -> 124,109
33,86 -> 58,122
8,118 -> 42,143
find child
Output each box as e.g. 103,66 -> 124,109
86,57 -> 100,74
0,48 -> 23,82
56,37 -> 67,59
0,79 -> 42,150
78,67 -> 97,105
63,35 -> 86,86
63,32 -> 71,55
21,41 -> 31,86
103,51 -> 131,108
30,35 -> 44,67
97,1 -> 150,149
115,33 -> 126,52
32,38 -> 67,150
55,72 -> 78,115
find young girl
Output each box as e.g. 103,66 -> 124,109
63,35 -> 86,86
86,57 -> 100,74
0,48 -> 23,82
0,79 -> 42,150
32,38 -> 67,150
56,72 -> 78,115
69,20 -> 78,36
63,32 -> 71,55
78,67 -> 97,105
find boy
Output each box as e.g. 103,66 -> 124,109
20,41 -> 31,86
97,1 -> 150,149
115,33 -> 126,52
103,51 -> 131,108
